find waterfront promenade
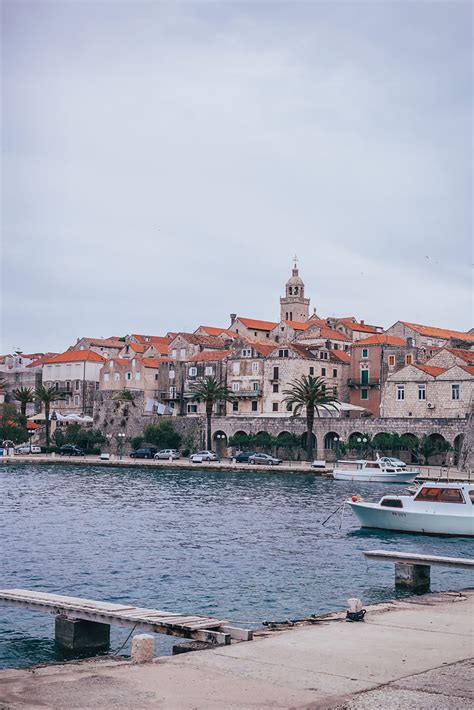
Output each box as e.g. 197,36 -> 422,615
1,453 -> 471,481
0,590 -> 472,708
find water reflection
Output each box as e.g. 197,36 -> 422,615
1,464 -> 472,669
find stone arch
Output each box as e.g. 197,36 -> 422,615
301,431 -> 317,454
213,430 -> 228,457
453,433 -> 464,466
399,432 -> 420,463
426,432 -> 450,466
324,431 -> 339,450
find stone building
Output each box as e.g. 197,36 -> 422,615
229,316 -> 278,341
183,350 -> 231,416
42,350 -> 106,415
326,317 -> 383,342
385,321 -> 474,353
348,334 -> 418,417
279,261 -> 310,322
294,319 -> 351,352
0,353 -> 47,415
125,334 -> 174,356
69,336 -> 124,359
226,339 -> 276,416
381,363 -> 474,419
168,333 -> 229,361
424,347 -> 474,369
99,356 -> 174,412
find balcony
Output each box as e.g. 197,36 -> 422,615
231,389 -> 262,398
348,379 -> 380,389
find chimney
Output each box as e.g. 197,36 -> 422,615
360,320 -> 365,325
230,313 -> 237,325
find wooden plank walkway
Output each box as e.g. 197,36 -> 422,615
0,589 -> 253,644
363,550 -> 474,569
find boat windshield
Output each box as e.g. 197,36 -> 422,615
414,487 -> 466,504
469,490 -> 474,504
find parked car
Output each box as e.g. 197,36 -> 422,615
59,444 -> 85,457
189,450 -> 220,462
130,447 -> 157,459
248,453 -> 282,465
154,449 -> 180,460
15,444 -> 42,454
379,456 -> 407,468
234,451 -> 254,463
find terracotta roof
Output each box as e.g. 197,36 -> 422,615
188,350 -> 232,363
319,327 -> 350,342
26,421 -> 41,430
459,365 -> 474,376
414,364 -> 446,377
142,357 -> 172,368
252,341 -> 278,357
171,333 -> 226,348
107,358 -> 129,366
125,343 -> 146,353
43,350 -> 106,365
444,348 -> 474,364
289,343 -> 314,359
400,322 -> 474,342
237,317 -> 279,331
330,350 -> 351,364
283,320 -> 312,331
80,337 -> 124,348
197,326 -> 227,336
354,335 -> 406,347
337,318 -> 379,333
27,353 -> 59,368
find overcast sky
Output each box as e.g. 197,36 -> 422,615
1,0 -> 472,354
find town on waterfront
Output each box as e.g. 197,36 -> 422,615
1,260 -> 473,469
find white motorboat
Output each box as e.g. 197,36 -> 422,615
349,482 -> 474,536
333,458 -> 418,484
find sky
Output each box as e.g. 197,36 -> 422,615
1,0 -> 472,354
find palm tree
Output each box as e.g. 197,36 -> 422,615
188,377 -> 234,450
35,385 -> 66,446
283,375 -> 339,461
12,387 -> 34,416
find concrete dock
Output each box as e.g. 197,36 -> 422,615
1,590 -> 472,709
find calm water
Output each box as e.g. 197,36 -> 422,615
1,464 -> 473,669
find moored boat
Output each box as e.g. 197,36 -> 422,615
333,458 -> 418,484
349,482 -> 474,536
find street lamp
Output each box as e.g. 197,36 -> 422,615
117,432 -> 126,460
28,429 -> 34,454
333,436 -> 341,462
357,436 -> 367,458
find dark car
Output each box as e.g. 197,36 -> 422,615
130,447 -> 157,459
234,451 -> 254,463
59,444 -> 85,457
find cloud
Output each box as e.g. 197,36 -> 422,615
1,0 -> 472,352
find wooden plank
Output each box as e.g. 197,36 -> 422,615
363,550 -> 474,569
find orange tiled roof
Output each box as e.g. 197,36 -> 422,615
125,343 -> 146,353
337,318 -> 379,333
43,350 -> 106,364
82,337 -> 124,347
319,327 -> 350,342
26,421 -> 41,430
142,357 -> 172,368
188,350 -> 232,363
170,333 -> 226,348
284,320 -> 313,331
330,350 -> 351,364
445,348 -> 474,363
354,334 -> 406,347
197,326 -> 226,336
414,364 -> 446,377
459,365 -> 474,376
237,317 -> 279,331
400,322 -> 474,342
106,358 -> 129,366
27,353 -> 59,368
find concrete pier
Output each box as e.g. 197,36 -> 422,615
395,562 -> 431,592
55,616 -> 110,653
1,590 -> 472,709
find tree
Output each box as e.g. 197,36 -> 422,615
188,377 -> 234,450
0,403 -> 27,444
65,424 -> 106,453
283,375 -> 339,461
417,435 -> 451,465
35,385 -> 66,446
112,389 -> 136,404
144,419 -> 182,449
12,387 -> 34,417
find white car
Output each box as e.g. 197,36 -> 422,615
190,450 -> 220,462
379,456 -> 407,468
154,449 -> 180,460
15,445 -> 42,454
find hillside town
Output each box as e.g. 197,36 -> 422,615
1,261 -> 473,463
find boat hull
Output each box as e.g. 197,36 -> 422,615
349,502 -> 474,536
334,470 -> 417,484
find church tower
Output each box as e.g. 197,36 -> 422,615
280,258 -> 310,323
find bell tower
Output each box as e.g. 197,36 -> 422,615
280,257 -> 310,323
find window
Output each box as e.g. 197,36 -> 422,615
232,362 -> 240,375
278,349 -> 289,358
126,372 -> 132,381
360,368 -> 369,385
171,349 -> 177,358
232,401 -> 239,412
187,404 -> 198,414
361,388 -> 369,400
54,382 -> 59,391
254,331 -> 257,337
169,386 -> 176,398
321,367 -> 326,376
309,367 -> 314,375
272,402 -> 279,412
114,372 -> 120,382
242,349 -> 251,357
104,373 -> 110,383
75,380 -> 80,390
252,381 -> 259,391
452,384 -> 460,400
180,348 -> 186,358
414,487 -> 465,504
169,370 -> 175,379
362,348 -> 369,359
205,366 -> 213,376
251,401 -> 258,412
189,367 -> 197,377
405,354 -> 413,365
273,383 -> 279,393
333,343 -> 339,350
397,385 -> 405,400
273,366 -> 279,380
135,372 -> 141,380
232,382 -> 240,392
154,373 -> 159,381
333,386 -> 337,395
320,351 -> 328,360
388,355 -> 395,367
333,368 -> 337,378
66,380 -> 71,391
418,385 -> 426,400
132,358 -> 136,366
74,395 -> 79,405
251,361 -> 259,373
